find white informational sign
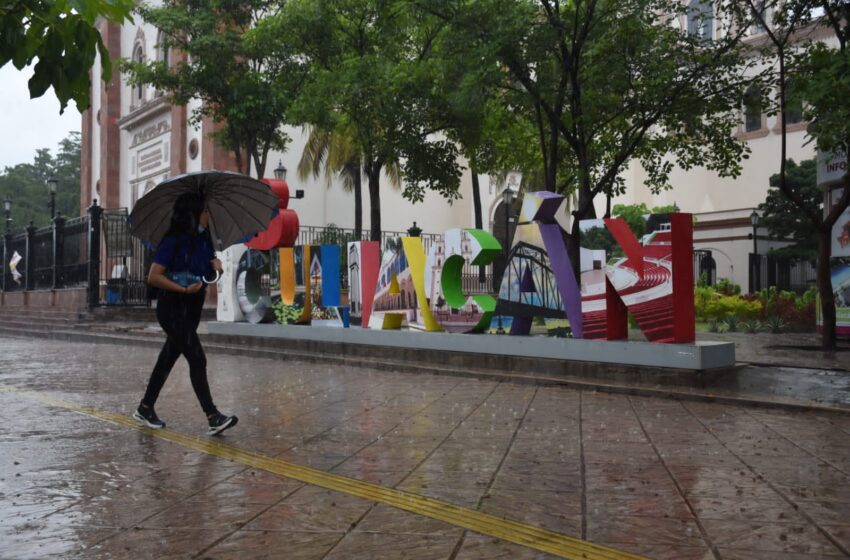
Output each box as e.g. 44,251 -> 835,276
831,187 -> 850,259
818,149 -> 848,188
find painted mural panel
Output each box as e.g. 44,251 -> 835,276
369,241 -> 417,329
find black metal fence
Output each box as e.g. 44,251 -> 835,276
1,202 -> 154,308
694,249 -> 716,286
749,253 -> 817,294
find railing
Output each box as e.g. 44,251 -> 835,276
59,216 -> 91,287
749,253 -> 817,294
98,209 -> 152,307
2,232 -> 27,292
32,224 -> 54,290
3,212 -> 502,304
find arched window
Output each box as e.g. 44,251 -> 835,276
687,0 -> 713,40
133,43 -> 144,105
743,85 -> 762,132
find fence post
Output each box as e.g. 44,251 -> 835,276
1,233 -> 5,292
53,212 -> 65,289
87,201 -> 102,309
24,221 -> 35,291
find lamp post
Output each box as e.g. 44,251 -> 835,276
3,195 -> 11,234
495,187 -> 517,335
274,160 -> 304,200
502,188 -> 516,257
750,209 -> 760,292
406,221 -> 422,237
47,176 -> 58,219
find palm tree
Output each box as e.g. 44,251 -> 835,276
298,126 -> 400,241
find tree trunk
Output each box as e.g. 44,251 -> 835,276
817,227 -> 836,350
353,165 -> 363,240
568,184 -> 597,282
367,162 -> 382,242
471,170 -> 483,230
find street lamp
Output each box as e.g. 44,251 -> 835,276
406,221 -> 422,237
3,195 -> 11,233
274,160 -> 304,199
47,176 -> 58,219
750,209 -> 760,292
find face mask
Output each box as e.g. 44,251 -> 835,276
197,225 -> 206,233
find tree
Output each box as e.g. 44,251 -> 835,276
417,0 -> 757,277
746,0 -> 850,349
257,0 -> 463,241
0,132 -> 82,229
297,126 -> 401,240
758,159 -> 819,261
0,0 -> 133,111
123,1 -> 304,178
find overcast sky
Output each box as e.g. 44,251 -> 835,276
0,64 -> 82,170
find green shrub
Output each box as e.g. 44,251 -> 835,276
708,319 -> 724,333
741,319 -> 761,333
715,278 -> 742,296
695,287 -> 761,322
273,300 -> 304,324
724,316 -> 740,332
765,315 -> 786,333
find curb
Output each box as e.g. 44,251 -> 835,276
1,325 -> 848,415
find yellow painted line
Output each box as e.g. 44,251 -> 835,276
0,383 -> 648,560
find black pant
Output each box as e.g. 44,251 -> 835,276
141,290 -> 216,415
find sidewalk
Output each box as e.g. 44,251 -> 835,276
2,335 -> 850,559
2,313 -> 849,413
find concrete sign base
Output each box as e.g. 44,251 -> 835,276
207,322 -> 735,371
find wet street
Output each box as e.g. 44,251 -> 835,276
1,336 -> 850,559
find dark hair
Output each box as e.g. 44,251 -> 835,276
167,193 -> 205,237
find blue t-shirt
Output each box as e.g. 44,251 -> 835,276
153,234 -> 215,280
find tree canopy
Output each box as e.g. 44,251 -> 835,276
759,159 -> 820,261
0,132 -> 81,230
0,0 -> 133,111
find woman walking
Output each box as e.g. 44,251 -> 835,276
133,193 -> 238,435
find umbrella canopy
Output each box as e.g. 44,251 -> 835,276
129,170 -> 279,251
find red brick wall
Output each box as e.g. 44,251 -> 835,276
99,22 -> 122,209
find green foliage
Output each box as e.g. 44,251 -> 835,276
0,0 -> 133,111
122,1 -> 301,177
580,226 -> 623,258
750,286 -> 816,332
759,159 -> 820,260
272,300 -> 303,325
741,319 -> 762,334
0,132 -> 81,229
421,0 -> 753,236
765,315 -> 787,334
714,278 -> 741,296
723,316 -> 740,332
695,285 -> 761,322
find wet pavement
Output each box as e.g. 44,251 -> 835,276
1,336 -> 850,559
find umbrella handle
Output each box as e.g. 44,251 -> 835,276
203,270 -> 222,284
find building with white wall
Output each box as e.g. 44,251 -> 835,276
80,4 -> 835,294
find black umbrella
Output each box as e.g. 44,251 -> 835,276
129,170 -> 279,251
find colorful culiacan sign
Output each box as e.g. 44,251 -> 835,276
255,190 -> 695,344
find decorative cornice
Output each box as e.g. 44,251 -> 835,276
129,121 -> 171,148
118,95 -> 170,130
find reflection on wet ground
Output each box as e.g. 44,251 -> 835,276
1,337 -> 850,559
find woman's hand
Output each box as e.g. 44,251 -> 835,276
185,282 -> 204,295
210,258 -> 223,272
